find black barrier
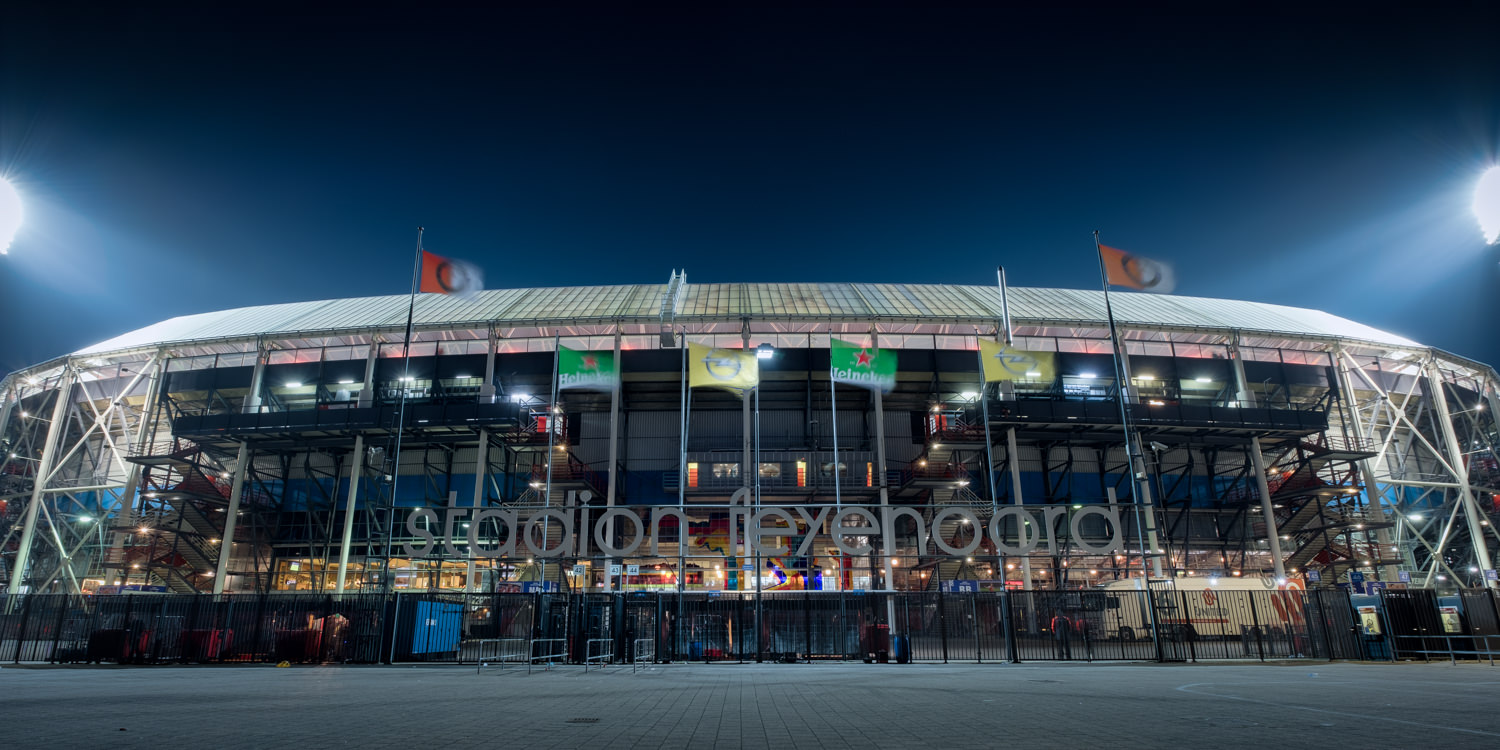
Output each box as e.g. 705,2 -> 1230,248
0,587 -> 1389,666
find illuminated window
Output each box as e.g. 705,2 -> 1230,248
759,463 -> 782,479
712,463 -> 740,479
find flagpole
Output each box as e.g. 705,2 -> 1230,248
996,266 -> 1034,598
830,360 -> 842,518
384,226 -> 423,590
678,338 -> 688,596
829,345 -> 842,592
541,334 -> 560,590
1093,231 -> 1163,580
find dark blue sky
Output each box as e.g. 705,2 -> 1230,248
3,2 -> 1498,372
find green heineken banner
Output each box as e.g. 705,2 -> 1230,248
830,338 -> 896,393
557,347 -> 618,391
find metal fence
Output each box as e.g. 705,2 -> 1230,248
2,587 -> 1491,666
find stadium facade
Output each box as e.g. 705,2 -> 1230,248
2,275 -> 1497,608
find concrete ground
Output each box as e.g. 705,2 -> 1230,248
1,661 -> 1497,748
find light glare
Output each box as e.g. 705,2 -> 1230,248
0,177 -> 21,254
1476,165 -> 1500,244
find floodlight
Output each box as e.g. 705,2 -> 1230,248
1476,165 -> 1500,244
0,177 -> 20,254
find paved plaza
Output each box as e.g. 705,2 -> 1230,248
1,661 -> 1497,748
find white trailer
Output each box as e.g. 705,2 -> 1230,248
1097,576 -> 1306,641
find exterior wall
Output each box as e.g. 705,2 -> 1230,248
1,304 -> 1496,598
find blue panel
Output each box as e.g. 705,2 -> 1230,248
410,600 -> 463,654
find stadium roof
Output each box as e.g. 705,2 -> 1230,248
74,283 -> 1422,357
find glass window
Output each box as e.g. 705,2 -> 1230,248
712,463 -> 740,479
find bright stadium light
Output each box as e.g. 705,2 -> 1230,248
0,177 -> 21,254
1476,165 -> 1500,244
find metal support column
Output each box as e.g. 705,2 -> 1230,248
213,441 -> 251,594
480,326 -> 498,404
465,429 -> 487,594
336,434 -> 366,595
357,337 -> 381,408
1425,360 -> 1497,588
1231,337 -> 1283,579
1249,436 -> 1286,580
1005,427 -> 1034,590
242,339 -> 269,413
6,366 -> 75,601
1334,347 -> 1407,580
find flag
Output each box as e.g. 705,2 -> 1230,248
830,339 -> 896,392
1099,244 -> 1175,293
419,250 -> 484,295
557,347 -> 618,392
978,339 -> 1055,382
688,343 -> 758,393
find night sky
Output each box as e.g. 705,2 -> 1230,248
2,2 -> 1498,372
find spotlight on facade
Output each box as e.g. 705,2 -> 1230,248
756,344 -> 775,359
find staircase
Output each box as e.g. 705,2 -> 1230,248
1244,437 -> 1387,577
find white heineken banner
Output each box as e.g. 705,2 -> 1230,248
557,347 -> 619,391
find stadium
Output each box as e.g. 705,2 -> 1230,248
1,274 -> 1497,664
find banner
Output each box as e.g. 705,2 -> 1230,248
1099,244 -> 1175,293
978,339 -> 1055,382
419,250 -> 484,296
688,342 -> 758,393
557,347 -> 618,392
830,339 -> 896,392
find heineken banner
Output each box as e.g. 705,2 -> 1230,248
978,339 -> 1055,382
830,338 -> 896,392
558,347 -> 619,391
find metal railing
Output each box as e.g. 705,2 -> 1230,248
1391,634 -> 1500,665
468,638 -> 530,673
632,637 -> 656,672
529,638 -> 568,673
585,638 -> 614,670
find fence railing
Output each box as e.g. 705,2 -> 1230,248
633,637 -> 656,672
468,638 -> 529,672
585,638 -> 614,670
1391,634 -> 1500,665
3,587 -> 1494,667
530,638 -> 568,673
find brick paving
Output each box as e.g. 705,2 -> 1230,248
2,661 -> 1498,748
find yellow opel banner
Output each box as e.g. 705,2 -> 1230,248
688,342 -> 759,393
978,339 -> 1055,382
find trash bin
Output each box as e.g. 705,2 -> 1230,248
893,635 -> 911,664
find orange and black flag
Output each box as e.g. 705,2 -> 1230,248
420,251 -> 484,296
1099,244 -> 1175,294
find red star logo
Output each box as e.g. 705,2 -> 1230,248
855,349 -> 873,367
581,355 -> 597,369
